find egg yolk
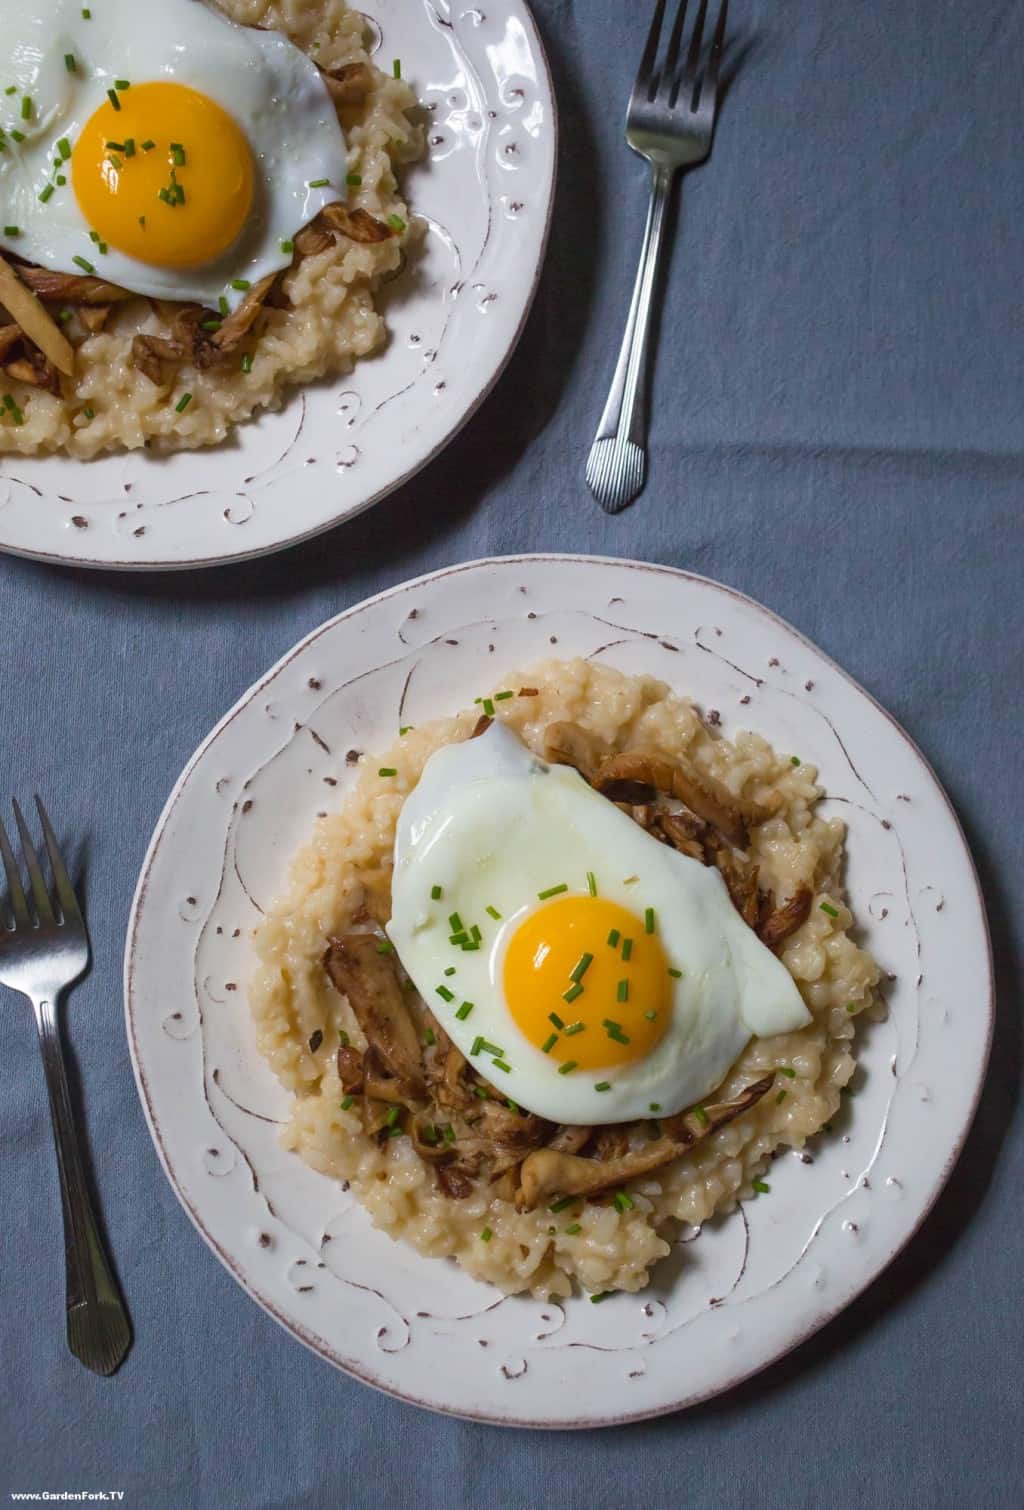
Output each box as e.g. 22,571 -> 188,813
72,83 -> 254,269
503,896 -> 673,1071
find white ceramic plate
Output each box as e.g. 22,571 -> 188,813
0,3 -> 555,570
125,555 -> 992,1426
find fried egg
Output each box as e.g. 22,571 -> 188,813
387,723 -> 811,1125
0,0 -> 348,307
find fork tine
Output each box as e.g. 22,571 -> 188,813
35,797 -> 82,927
702,0 -> 729,100
680,0 -> 711,99
660,0 -> 690,98
633,0 -> 668,99
12,798 -> 56,925
0,812 -> 31,928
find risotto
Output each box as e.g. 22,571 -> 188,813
0,0 -> 421,458
250,660 -> 882,1299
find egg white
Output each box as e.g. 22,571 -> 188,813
387,722 -> 811,1125
0,0 -> 348,307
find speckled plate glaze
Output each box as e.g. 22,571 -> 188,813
0,3 -> 555,570
125,556 -> 992,1426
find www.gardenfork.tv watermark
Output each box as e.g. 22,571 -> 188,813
9,1493 -> 125,1503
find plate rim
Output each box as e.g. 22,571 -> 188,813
0,3 -> 558,573
123,553 -> 995,1426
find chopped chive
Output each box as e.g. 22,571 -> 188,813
345,172 -> 362,186
563,1021 -> 585,1037
449,931 -> 468,946
621,938 -> 633,962
38,184 -> 55,203
613,1191 -> 635,1213
752,1179 -> 771,1195
448,912 -> 463,933
218,295 -> 229,315
549,1195 -> 575,1213
439,1124 -> 454,1144
693,1105 -> 709,1127
791,755 -> 801,767
431,884 -> 443,900
114,79 -> 131,91
89,230 -> 100,242
308,177 -> 330,187
557,1060 -> 578,1076
564,1222 -> 582,1235
607,929 -> 620,948
585,870 -> 598,897
485,904 -> 501,920
820,901 -> 839,918
649,1102 -> 661,1113
491,1059 -> 512,1074
81,6 -> 91,14
779,1066 -> 796,1078
399,725 -> 413,736
471,1085 -> 489,1099
480,1226 -> 492,1242
460,941 -> 480,952
590,1292 -> 611,1304
470,924 -> 482,943
338,1028 -> 350,1048
141,139 -> 155,151
388,1124 -> 404,1138
4,86 -> 15,95
595,1081 -> 611,1092
384,1105 -> 400,1128
280,238 -> 294,254
175,392 -> 193,414
537,883 -> 568,900
443,966 -> 456,977
123,138 -> 135,157
435,985 -> 454,1002
420,1125 -> 438,1145
455,1001 -> 473,1020
644,907 -> 656,935
541,1033 -> 558,1054
423,1028 -> 436,1047
231,278 -> 251,291
506,1098 -> 519,1113
776,1089 -> 787,1104
340,1094 -> 354,1110
623,874 -> 639,885
72,254 -> 94,272
388,213 -> 406,233
200,319 -> 222,332
393,58 -> 402,77
65,54 -> 77,72
570,952 -> 594,983
481,697 -> 495,716
548,1012 -> 565,1029
3,226 -> 19,237
57,137 -> 71,160
470,1036 -> 484,1056
644,1010 -> 657,1021
378,766 -> 397,776
668,967 -> 682,979
170,142 -> 186,166
562,982 -> 584,1005
375,939 -> 394,954
107,88 -> 120,110
494,690 -> 514,701
846,1001 -> 858,1013
20,96 -> 32,121
616,979 -> 629,1003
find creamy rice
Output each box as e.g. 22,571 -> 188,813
250,660 -> 882,1298
0,0 -> 420,458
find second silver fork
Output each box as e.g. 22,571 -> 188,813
586,0 -> 729,514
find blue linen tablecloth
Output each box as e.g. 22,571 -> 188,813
1,1 -> 1021,1505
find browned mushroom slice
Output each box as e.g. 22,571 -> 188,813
470,713 -> 492,738
0,256 -> 74,377
323,934 -> 426,1101
542,721 -> 607,782
655,810 -> 711,862
614,801 -> 658,830
211,271 -> 278,354
757,885 -> 813,952
515,1075 -> 775,1209
294,221 -> 335,258
78,304 -> 112,334
437,1163 -> 476,1199
15,266 -> 134,304
546,1124 -> 593,1155
3,351 -> 61,394
320,59 -> 376,106
131,333 -> 185,386
591,1125 -> 630,1161
713,848 -> 760,930
319,202 -> 394,243
595,751 -> 779,849
337,1043 -> 364,1093
0,324 -> 21,361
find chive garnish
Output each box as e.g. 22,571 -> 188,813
346,172 -> 362,186
38,184 -> 55,203
175,393 -> 193,414
613,1191 -> 634,1213
494,690 -> 514,701
431,884 -> 443,900
448,912 -> 463,933
563,1021 -> 585,1036
595,1081 -> 611,1092
480,1227 -> 492,1242
776,1089 -> 787,1104
375,939 -> 394,954
57,138 -> 71,160
72,254 -> 94,272
107,88 -> 120,110
570,952 -> 594,983
388,213 -> 406,233
423,1028 -> 436,1047
443,966 -> 455,977
779,1066 -> 796,1078
308,177 -> 330,187
668,967 -> 682,979
65,54 -> 77,72
481,697 -> 494,716
485,905 -> 501,920
141,139 -> 155,151
3,226 -> 19,237
649,1102 -> 661,1112
562,982 -> 583,1005
470,924 -> 482,942
341,1094 -> 354,1110
616,980 -> 629,1003
280,238 -> 294,254
548,1196 -> 575,1213
435,985 -> 454,1002
644,1010 -> 657,1021
470,1036 -> 484,1056
492,1059 -> 511,1074
621,937 -> 633,962
231,278 -> 251,291
114,79 -> 131,91
124,139 -> 135,157
537,883 -> 568,900
607,929 -> 620,948
82,407 -> 94,419
820,901 -> 839,918
752,1179 -> 771,1195
590,1292 -> 611,1304
586,870 -> 597,896
693,1105 -> 709,1127
791,756 -> 801,767
506,1098 -> 519,1113
378,766 -> 397,776
548,1012 -> 565,1030
393,58 -> 402,77
384,1105 -> 400,1128
564,1222 -> 582,1235
623,874 -> 639,885
471,1085 -> 489,1099
644,907 -> 656,935
218,295 -> 229,315
557,1060 -> 578,1076
20,96 -> 32,121
846,1002 -> 858,1013
541,1033 -> 558,1054
443,1124 -> 455,1143
455,1001 -> 473,1020
170,142 -> 186,166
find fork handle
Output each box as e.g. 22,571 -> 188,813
33,994 -> 132,1376
586,160 -> 675,512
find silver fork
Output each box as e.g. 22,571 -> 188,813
0,799 -> 131,1376
586,0 -> 729,512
